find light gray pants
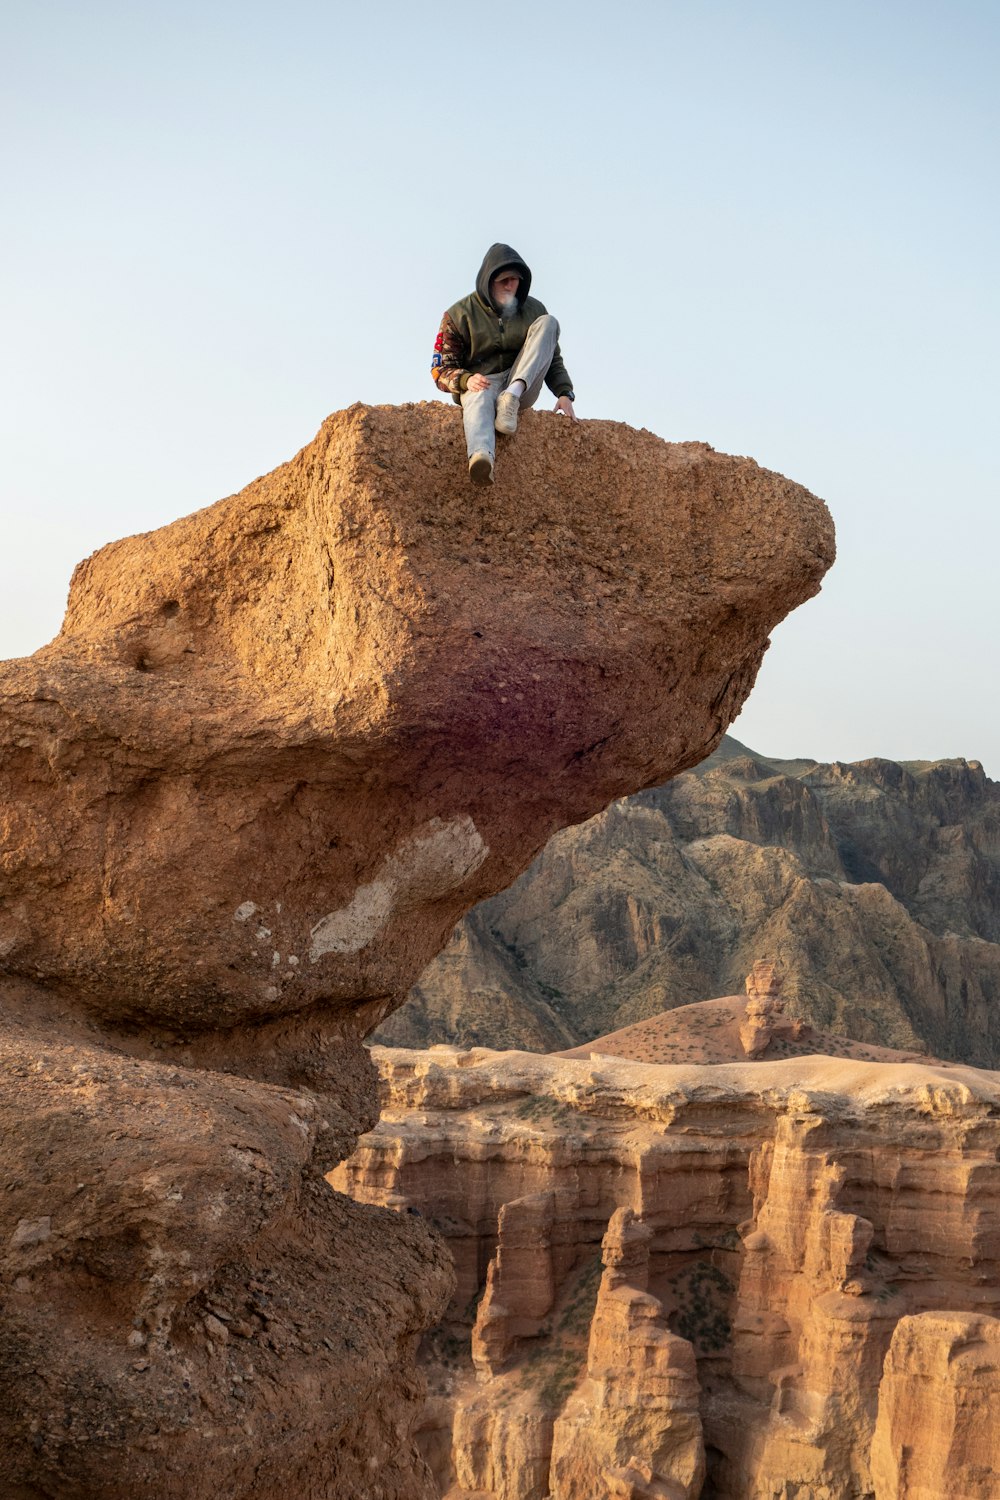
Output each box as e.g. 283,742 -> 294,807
460,313 -> 560,460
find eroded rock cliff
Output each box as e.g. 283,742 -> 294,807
870,1312 -> 1000,1500
0,403 -> 833,1498
334,1045 -> 1000,1499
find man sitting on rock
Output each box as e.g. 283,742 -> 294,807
431,242 -> 577,485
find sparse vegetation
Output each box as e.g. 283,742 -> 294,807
556,1255 -> 602,1336
421,1326 -> 470,1368
525,1347 -> 582,1411
669,1260 -> 734,1353
511,1095 -> 573,1123
516,1256 -> 602,1411
491,927 -> 530,972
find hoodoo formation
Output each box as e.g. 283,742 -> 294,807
0,402 -> 833,1497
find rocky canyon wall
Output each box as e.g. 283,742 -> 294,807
381,742 -> 1000,1064
334,1045 -> 1000,1499
0,403 -> 833,1497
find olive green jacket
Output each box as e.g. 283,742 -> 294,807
431,242 -> 574,403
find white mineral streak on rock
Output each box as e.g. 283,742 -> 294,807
233,901 -> 257,922
309,816 -> 489,962
311,882 -> 395,961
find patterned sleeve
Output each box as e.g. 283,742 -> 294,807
431,311 -> 470,396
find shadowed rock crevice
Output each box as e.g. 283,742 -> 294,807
0,403 -> 833,1498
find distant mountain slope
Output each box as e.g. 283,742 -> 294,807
376,738 -> 1000,1065
555,994 -> 935,1067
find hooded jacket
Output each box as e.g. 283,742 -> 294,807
431,242 -> 574,402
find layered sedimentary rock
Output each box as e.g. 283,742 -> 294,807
380,741 -> 1000,1064
0,403 -> 832,1498
549,1208 -> 705,1499
738,959 -> 789,1057
334,1045 -> 1000,1498
870,1312 -> 1000,1500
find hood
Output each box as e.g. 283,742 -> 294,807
475,242 -> 532,314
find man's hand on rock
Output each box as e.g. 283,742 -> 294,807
554,396 -> 578,421
467,374 -> 490,393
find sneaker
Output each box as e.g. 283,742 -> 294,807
469,452 -> 494,485
494,390 -> 520,435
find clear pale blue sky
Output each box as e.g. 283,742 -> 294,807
3,2 -> 998,771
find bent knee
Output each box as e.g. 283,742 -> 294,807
532,313 -> 560,337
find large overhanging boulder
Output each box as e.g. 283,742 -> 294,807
0,402 -> 834,1498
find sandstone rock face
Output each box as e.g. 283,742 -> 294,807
549,1208 -> 705,1499
870,1312 -> 1000,1500
472,1189 -> 561,1376
733,961 -> 818,1059
380,739 -> 1000,1064
738,960 -> 784,1057
0,404 -> 832,1498
0,997 -> 453,1500
334,1046 -> 1000,1499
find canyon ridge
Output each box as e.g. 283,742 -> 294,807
382,737 -> 1000,1065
